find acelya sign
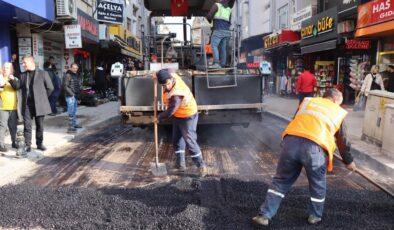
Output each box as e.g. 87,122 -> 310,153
97,0 -> 124,24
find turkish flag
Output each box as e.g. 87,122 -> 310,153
171,0 -> 188,16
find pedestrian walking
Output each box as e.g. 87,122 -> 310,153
63,63 -> 82,133
296,67 -> 317,104
94,61 -> 107,99
153,69 -> 207,177
9,55 -> 54,152
0,62 -> 20,153
44,62 -> 61,116
206,0 -> 234,68
252,88 -> 356,226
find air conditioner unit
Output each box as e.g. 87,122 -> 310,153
56,0 -> 77,20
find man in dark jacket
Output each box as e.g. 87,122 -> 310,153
386,65 -> 394,93
9,55 -> 54,152
44,62 -> 61,115
63,63 -> 81,133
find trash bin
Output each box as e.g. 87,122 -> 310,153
362,90 -> 394,146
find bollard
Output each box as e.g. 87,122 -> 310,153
15,126 -> 26,157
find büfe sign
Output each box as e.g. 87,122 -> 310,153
357,0 -> 394,28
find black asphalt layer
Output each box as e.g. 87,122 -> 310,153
0,177 -> 392,229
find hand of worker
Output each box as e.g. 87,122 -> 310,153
152,72 -> 157,80
346,162 -> 356,171
152,117 -> 159,124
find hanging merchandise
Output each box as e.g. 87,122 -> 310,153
314,61 -> 335,97
349,60 -> 368,91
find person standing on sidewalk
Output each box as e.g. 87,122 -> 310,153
386,65 -> 394,93
360,65 -> 385,95
296,67 -> 317,104
0,62 -> 20,152
153,69 -> 207,177
63,63 -> 82,133
9,55 -> 54,152
206,0 -> 234,69
44,62 -> 61,116
252,88 -> 356,226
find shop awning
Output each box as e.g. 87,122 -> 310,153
0,0 -> 54,22
112,36 -> 142,60
301,39 -> 337,54
355,20 -> 394,38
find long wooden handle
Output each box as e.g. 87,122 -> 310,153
154,79 -> 159,165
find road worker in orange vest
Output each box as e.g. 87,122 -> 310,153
153,69 -> 207,177
253,88 -> 357,226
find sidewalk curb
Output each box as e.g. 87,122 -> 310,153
263,110 -> 394,177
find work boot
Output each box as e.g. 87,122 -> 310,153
12,142 -> 17,149
308,215 -> 322,225
67,127 -> 77,133
74,124 -> 83,129
252,215 -> 270,226
24,146 -> 31,153
0,145 -> 8,152
37,144 -> 47,151
174,165 -> 187,172
198,166 -> 208,177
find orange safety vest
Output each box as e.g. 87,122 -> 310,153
163,74 -> 198,118
282,97 -> 348,172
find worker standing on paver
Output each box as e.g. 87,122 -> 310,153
153,69 -> 207,177
206,0 -> 235,69
253,88 -> 357,226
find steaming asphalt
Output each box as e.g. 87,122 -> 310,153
0,114 -> 393,229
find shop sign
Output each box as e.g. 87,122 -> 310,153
18,37 -> 32,72
32,33 -> 44,68
300,7 -> 338,47
346,39 -> 371,49
338,0 -> 360,14
77,8 -> 99,43
291,5 -> 314,31
96,0 -> 124,24
357,0 -> 394,28
263,34 -> 280,49
64,24 -> 82,49
247,63 -> 260,69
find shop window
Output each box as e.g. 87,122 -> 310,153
278,4 -> 289,29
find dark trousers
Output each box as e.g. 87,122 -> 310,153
172,113 -> 204,168
298,92 -> 314,105
49,91 -> 60,113
24,105 -> 45,147
259,135 -> 328,219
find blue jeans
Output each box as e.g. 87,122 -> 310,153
259,135 -> 328,219
211,30 -> 231,66
172,113 -> 205,168
65,96 -> 78,128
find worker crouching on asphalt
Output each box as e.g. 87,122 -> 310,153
153,69 -> 208,177
253,88 -> 357,226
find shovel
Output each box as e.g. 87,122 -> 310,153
150,78 -> 167,176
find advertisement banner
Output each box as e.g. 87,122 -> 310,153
64,25 -> 82,49
291,5 -> 314,31
96,0 -> 123,24
357,0 -> 394,28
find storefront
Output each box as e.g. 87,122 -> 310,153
76,8 -> 99,86
0,0 -> 55,65
300,7 -> 342,97
263,30 -> 300,95
355,0 -> 394,76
